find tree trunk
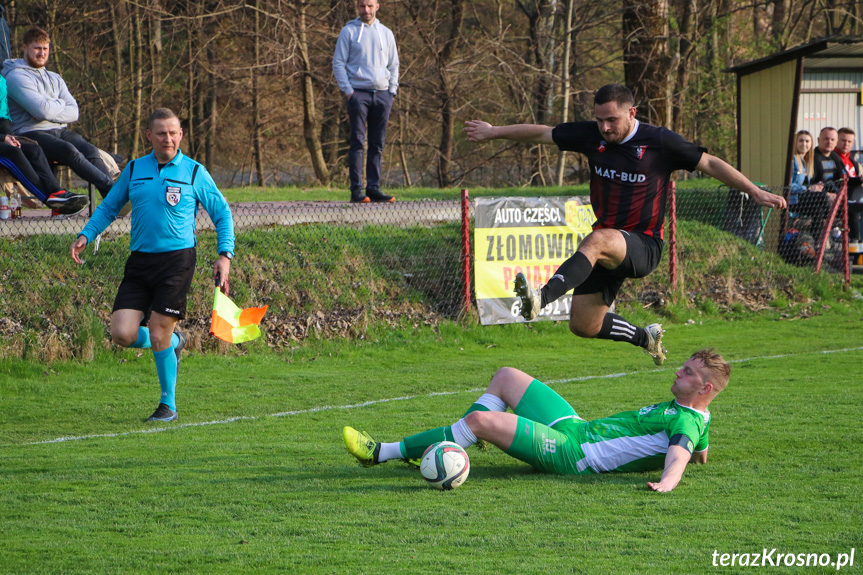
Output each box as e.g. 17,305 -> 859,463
205,43 -> 217,170
131,1 -> 143,158
399,108 -> 412,187
556,0 -> 574,186
321,0 -> 354,170
186,13 -> 196,158
672,0 -> 696,134
623,0 -> 671,127
295,0 -> 330,185
436,0 -> 464,188
252,0 -> 264,185
149,0 -> 163,107
516,0 -> 554,184
110,1 -> 123,154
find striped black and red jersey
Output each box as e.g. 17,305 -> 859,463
552,120 -> 705,239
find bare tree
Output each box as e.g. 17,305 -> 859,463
556,0 -> 575,185
623,0 -> 672,128
131,0 -> 144,158
293,0 -> 330,185
109,1 -> 125,154
403,0 -> 465,187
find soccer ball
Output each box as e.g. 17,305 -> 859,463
420,441 -> 470,490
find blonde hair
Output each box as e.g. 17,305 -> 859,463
690,348 -> 731,393
794,130 -> 814,178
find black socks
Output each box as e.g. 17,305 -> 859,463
541,251 -> 593,306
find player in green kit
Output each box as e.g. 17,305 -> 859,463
344,348 -> 730,492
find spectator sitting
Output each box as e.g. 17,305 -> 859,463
837,127 -> 863,243
0,71 -> 87,215
1,27 -> 115,198
799,127 -> 844,234
789,130 -> 813,212
811,127 -> 845,194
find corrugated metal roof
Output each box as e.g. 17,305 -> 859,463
727,37 -> 863,75
805,57 -> 863,69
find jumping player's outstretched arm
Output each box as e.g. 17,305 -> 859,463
696,153 -> 788,210
647,444 -> 692,492
464,120 -> 554,145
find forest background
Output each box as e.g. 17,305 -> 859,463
5,0 -> 862,189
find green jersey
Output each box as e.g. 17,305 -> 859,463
560,400 -> 710,473
505,381 -> 713,476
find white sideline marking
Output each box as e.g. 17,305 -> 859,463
20,346 -> 863,446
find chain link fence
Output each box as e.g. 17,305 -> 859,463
623,183 -> 851,313
0,186 -> 850,361
0,201 -> 471,361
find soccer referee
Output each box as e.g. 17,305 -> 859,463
70,108 -> 235,422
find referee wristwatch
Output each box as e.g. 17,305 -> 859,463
219,251 -> 233,260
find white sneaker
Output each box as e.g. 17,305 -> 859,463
644,324 -> 667,366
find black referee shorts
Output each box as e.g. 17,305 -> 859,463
113,248 -> 197,320
573,230 -> 663,307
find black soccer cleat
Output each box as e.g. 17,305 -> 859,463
146,403 -> 178,423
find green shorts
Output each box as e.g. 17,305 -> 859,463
506,379 -> 592,475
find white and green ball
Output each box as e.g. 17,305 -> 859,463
420,441 -> 470,490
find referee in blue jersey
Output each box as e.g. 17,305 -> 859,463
70,108 -> 235,423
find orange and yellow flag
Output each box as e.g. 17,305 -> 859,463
210,287 -> 268,343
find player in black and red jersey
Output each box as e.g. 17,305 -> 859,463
465,84 -> 786,365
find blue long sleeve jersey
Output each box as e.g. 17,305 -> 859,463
80,150 -> 235,255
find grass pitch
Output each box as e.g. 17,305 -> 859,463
2,312 -> 862,573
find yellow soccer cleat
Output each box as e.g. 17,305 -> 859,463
343,426 -> 380,467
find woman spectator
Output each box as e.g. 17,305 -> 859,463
790,130 -> 814,212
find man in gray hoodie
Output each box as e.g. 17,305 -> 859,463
2,28 -> 115,198
333,0 -> 399,203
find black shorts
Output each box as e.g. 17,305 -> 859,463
573,231 -> 663,306
113,248 -> 197,320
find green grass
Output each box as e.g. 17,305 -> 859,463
2,309 -> 862,573
3,216 -> 855,363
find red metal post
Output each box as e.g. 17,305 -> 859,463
813,178 -> 847,274
842,178 -> 850,287
461,189 -> 471,315
669,181 -> 677,292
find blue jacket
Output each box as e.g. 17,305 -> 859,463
789,156 -> 809,206
80,150 -> 235,255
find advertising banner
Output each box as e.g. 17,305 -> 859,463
474,196 -> 595,325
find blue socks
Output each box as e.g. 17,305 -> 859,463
128,327 -> 182,412
153,347 -> 178,411
131,327 -> 151,349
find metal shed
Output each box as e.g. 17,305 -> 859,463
727,37 -> 863,190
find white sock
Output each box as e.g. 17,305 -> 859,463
378,442 -> 403,463
475,393 -> 507,412
451,418 -> 478,448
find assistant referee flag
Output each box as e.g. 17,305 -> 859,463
210,287 -> 268,343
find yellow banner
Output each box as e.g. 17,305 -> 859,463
474,199 -> 595,300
